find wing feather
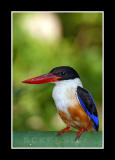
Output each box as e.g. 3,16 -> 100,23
77,86 -> 99,131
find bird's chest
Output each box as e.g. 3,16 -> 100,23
52,84 -> 91,129
52,84 -> 78,117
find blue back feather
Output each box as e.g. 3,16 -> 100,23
78,92 -> 99,131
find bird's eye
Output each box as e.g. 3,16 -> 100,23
61,71 -> 65,75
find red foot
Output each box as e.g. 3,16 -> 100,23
58,125 -> 72,136
77,126 -> 88,139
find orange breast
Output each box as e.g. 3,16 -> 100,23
58,103 -> 94,131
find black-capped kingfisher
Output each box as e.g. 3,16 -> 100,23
22,66 -> 99,139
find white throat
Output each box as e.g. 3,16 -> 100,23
52,78 -> 83,112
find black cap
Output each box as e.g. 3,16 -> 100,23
49,66 -> 80,80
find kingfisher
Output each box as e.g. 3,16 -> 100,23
23,66 -> 99,139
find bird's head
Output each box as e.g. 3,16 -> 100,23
22,66 -> 80,84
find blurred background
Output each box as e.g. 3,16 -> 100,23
13,12 -> 102,132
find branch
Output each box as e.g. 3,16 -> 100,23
13,131 -> 102,148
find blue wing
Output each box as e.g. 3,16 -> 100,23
77,86 -> 99,131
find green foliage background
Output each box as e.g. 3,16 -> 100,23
13,12 -> 102,132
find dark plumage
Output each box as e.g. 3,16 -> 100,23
49,66 -> 80,80
77,86 -> 99,131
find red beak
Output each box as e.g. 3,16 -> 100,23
22,73 -> 62,84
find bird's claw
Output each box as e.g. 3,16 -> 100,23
58,125 -> 72,136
